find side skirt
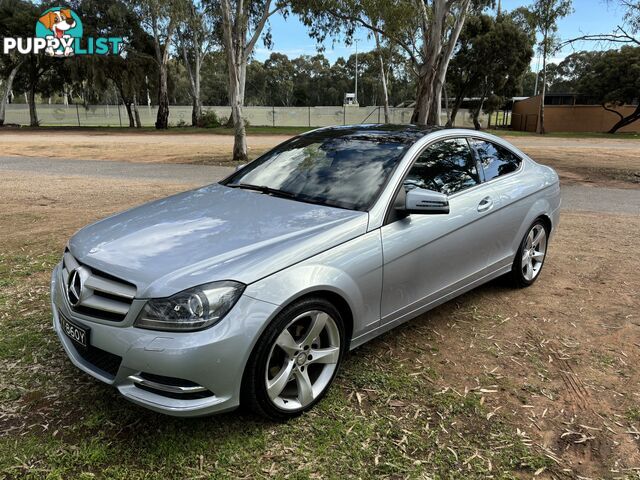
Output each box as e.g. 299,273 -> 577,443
349,264 -> 511,350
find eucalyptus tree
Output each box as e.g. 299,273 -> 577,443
214,0 -> 285,161
372,30 -> 392,122
292,0 -> 491,125
0,0 -> 33,126
177,1 -> 219,126
264,53 -> 295,106
529,0 -> 572,134
131,0 -> 187,129
76,0 -> 157,127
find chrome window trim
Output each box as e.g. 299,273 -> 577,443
370,130 -> 528,229
467,136 -> 525,188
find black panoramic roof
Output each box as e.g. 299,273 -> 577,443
306,124 -> 446,144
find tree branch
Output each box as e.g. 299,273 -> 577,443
245,0 -> 279,59
322,9 -> 421,67
562,26 -> 639,47
601,103 -> 624,121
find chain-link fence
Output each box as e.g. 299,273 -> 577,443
2,104 -> 487,128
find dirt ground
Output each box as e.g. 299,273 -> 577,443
0,130 -> 289,166
1,164 -> 639,477
1,129 -> 640,187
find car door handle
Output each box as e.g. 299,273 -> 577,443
477,196 -> 493,212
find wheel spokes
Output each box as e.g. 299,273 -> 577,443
526,229 -> 535,249
300,311 -> 328,347
525,260 -> 534,280
532,228 -> 545,248
267,360 -> 294,400
531,250 -> 545,261
275,328 -> 299,356
293,368 -> 314,406
308,346 -> 340,365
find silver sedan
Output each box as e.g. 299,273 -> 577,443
50,125 -> 560,419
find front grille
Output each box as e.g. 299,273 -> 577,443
74,344 -> 122,379
62,249 -> 136,322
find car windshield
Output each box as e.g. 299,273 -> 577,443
222,133 -> 412,211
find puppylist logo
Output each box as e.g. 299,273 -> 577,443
3,7 -> 123,57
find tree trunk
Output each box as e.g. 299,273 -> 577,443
411,0 -> 470,126
156,62 -> 170,129
183,38 -> 203,127
124,101 -> 135,128
472,91 -> 486,130
220,0 -> 275,160
28,86 -> 38,127
443,85 -> 451,126
373,30 -> 390,123
607,103 -> 640,133
447,91 -> 466,127
133,93 -> 142,128
227,59 -> 247,160
0,62 -> 21,126
193,49 -> 202,126
411,66 -> 436,124
537,34 -> 548,134
221,0 -> 248,161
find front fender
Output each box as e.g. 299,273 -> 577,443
243,230 -> 383,341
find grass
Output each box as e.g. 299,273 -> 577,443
0,245 -> 553,479
627,407 -> 640,422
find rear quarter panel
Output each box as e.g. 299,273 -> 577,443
488,157 -> 560,266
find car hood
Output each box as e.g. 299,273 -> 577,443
69,184 -> 368,298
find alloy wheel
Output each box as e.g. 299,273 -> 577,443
265,310 -> 341,411
522,224 -> 547,281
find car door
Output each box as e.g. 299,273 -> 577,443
379,137 -> 504,324
469,138 -> 529,268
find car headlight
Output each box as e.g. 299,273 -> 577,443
135,281 -> 245,332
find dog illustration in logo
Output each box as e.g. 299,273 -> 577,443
38,8 -> 77,56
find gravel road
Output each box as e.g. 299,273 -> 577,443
1,156 -> 638,215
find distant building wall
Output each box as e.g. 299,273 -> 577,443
511,95 -> 640,133
511,96 -> 540,132
2,104 -> 487,128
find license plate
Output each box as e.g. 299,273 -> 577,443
60,314 -> 90,349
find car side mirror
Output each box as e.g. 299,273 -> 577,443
403,187 -> 450,215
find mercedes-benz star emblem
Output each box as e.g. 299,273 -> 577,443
67,268 -> 84,306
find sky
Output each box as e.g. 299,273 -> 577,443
254,0 -> 629,69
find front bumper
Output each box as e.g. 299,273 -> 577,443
51,263 -> 279,417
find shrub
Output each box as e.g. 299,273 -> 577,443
198,110 -> 222,128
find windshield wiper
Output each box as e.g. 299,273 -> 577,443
227,183 -> 296,199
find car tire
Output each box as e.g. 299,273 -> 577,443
509,219 -> 550,288
242,296 -> 346,421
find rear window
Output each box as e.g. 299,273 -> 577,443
471,140 -> 522,181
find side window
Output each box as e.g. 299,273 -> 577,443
471,140 -> 522,181
404,138 -> 480,195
